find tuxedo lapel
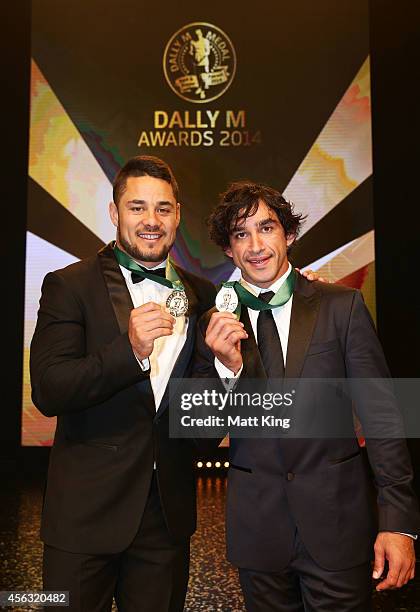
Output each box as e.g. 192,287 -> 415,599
285,275 -> 322,379
98,243 -> 155,418
98,242 -> 133,335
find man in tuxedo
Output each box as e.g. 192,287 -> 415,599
193,180 -> 420,611
30,156 -> 216,611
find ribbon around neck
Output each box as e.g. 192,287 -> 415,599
113,244 -> 185,291
221,267 -> 296,312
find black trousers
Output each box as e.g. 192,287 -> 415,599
239,531 -> 372,612
43,474 -> 190,612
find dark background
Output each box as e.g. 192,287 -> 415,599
2,1 -> 419,491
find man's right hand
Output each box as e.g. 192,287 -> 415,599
205,312 -> 247,375
129,302 -> 175,361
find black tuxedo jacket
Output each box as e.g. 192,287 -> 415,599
193,274 -> 420,572
30,243 -> 216,554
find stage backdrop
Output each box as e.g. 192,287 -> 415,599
23,0 -> 374,445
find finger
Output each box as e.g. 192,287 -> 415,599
372,543 -> 385,580
218,329 -> 248,347
133,301 -> 162,313
301,269 -> 313,277
210,311 -> 237,321
208,312 -> 238,332
395,566 -> 409,588
132,310 -> 176,325
386,550 -> 405,589
134,305 -> 175,320
207,322 -> 246,345
389,553 -> 409,589
207,319 -> 244,342
227,331 -> 248,346
410,566 -> 415,580
376,553 -> 403,591
400,565 -> 413,587
212,310 -> 237,318
147,327 -> 174,340
132,319 -> 175,338
141,319 -> 175,333
376,569 -> 400,591
219,323 -> 248,343
132,329 -> 172,354
402,558 -> 416,586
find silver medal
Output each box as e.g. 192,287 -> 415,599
215,286 -> 238,313
166,290 -> 188,317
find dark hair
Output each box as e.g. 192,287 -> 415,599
113,155 -> 179,204
207,180 -> 305,249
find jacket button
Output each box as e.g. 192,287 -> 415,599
286,472 -> 295,481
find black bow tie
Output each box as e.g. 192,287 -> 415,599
131,267 -> 166,284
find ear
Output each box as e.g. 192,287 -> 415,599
286,233 -> 296,248
109,201 -> 118,228
175,202 -> 181,228
225,246 -> 233,259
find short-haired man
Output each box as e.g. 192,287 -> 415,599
193,180 -> 420,611
30,156 -> 217,612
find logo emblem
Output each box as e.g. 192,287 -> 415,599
163,22 -> 236,103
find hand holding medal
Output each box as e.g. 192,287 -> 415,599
114,244 -> 189,360
206,284 -> 247,374
128,302 -> 176,361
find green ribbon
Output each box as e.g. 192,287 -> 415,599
221,267 -> 296,312
113,244 -> 185,291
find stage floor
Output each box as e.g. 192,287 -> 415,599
1,471 -> 419,611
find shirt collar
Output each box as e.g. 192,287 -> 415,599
240,262 -> 292,296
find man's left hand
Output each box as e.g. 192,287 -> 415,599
296,268 -> 330,283
373,532 -> 416,590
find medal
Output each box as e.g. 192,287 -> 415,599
166,290 -> 188,317
215,286 -> 239,313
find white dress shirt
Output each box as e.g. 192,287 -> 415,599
120,262 -> 188,411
